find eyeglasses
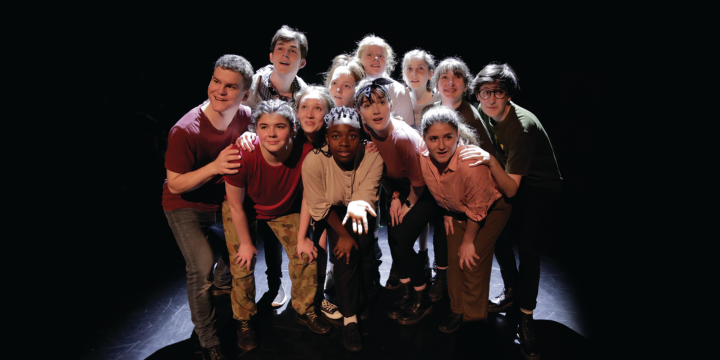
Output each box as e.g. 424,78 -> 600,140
477,89 -> 507,100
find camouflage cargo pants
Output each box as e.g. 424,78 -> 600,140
223,201 -> 318,320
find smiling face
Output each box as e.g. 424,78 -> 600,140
360,44 -> 387,78
437,70 -> 467,105
357,91 -> 392,135
328,68 -> 356,107
424,122 -> 460,166
296,92 -> 329,136
256,113 -> 294,153
476,81 -> 512,122
207,67 -> 247,114
403,57 -> 433,92
326,123 -> 361,169
269,39 -> 306,76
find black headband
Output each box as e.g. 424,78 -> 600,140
355,77 -> 393,103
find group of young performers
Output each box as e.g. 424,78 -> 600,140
161,25 -> 561,360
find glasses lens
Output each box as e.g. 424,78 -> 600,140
495,89 -> 506,99
480,90 -> 490,99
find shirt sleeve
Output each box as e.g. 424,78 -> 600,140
302,153 -> 332,221
398,130 -> 426,187
351,151 -> 384,207
462,163 -> 501,222
505,119 -> 536,177
165,126 -> 196,174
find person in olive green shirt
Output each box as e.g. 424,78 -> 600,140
471,62 -> 562,360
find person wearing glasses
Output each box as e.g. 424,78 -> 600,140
471,62 -> 562,360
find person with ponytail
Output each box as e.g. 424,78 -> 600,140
418,106 -> 514,333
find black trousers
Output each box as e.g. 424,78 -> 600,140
384,189 -> 436,287
494,183 -> 560,311
314,205 -> 376,317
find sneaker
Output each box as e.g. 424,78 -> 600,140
236,320 -> 257,351
270,282 -> 287,308
296,310 -> 331,334
320,299 -> 342,319
201,345 -> 227,360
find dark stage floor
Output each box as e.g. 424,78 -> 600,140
82,223 -> 596,360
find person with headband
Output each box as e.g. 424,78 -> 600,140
354,77 -> 435,325
353,35 -> 415,127
418,106 -> 513,334
302,106 -> 384,351
224,100 -> 331,354
472,63 -> 562,360
325,55 -> 366,107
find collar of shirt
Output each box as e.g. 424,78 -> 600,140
258,65 -> 302,103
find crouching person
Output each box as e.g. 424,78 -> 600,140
223,100 -> 330,353
418,106 -> 512,333
301,107 -> 383,351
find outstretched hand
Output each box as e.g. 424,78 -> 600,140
342,200 -> 377,234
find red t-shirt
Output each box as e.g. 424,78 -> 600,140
161,102 -> 252,212
224,137 -> 313,219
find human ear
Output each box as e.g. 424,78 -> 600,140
269,53 -> 274,64
242,90 -> 250,102
298,59 -> 307,70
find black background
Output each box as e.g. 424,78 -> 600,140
82,9 -> 609,344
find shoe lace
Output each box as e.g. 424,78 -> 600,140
207,346 -> 222,360
240,320 -> 251,332
307,311 -> 319,321
322,299 -> 337,312
520,316 -> 536,341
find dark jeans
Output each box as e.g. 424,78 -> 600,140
259,220 -> 283,285
494,183 -> 560,311
432,202 -> 449,268
164,207 -> 231,348
316,205 -> 376,317
384,189 -> 436,287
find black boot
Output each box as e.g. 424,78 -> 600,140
517,311 -> 541,360
429,268 -> 446,302
387,282 -> 413,319
343,322 -> 363,351
438,312 -> 463,333
488,287 -> 514,313
385,262 -> 400,289
398,286 -> 433,325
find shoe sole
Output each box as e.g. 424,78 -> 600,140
429,294 -> 442,302
385,283 -> 401,290
237,342 -> 258,352
438,324 -> 460,333
397,306 -> 433,325
487,301 -> 513,313
295,317 -> 331,334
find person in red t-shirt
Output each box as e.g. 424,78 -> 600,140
162,55 -> 253,360
224,100 -> 331,353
